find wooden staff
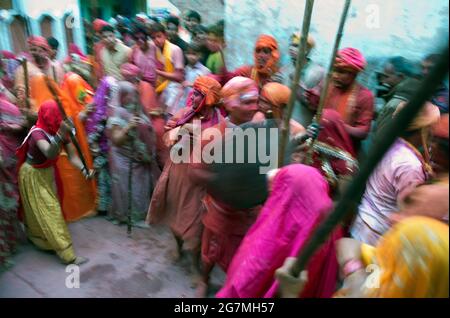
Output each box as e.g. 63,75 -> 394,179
289,45 -> 449,277
278,0 -> 315,167
44,76 -> 90,174
305,0 -> 351,164
127,104 -> 140,237
21,58 -> 31,110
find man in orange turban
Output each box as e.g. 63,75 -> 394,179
217,34 -> 284,89
305,47 -> 374,151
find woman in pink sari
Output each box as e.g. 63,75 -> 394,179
0,96 -> 26,270
217,164 -> 342,298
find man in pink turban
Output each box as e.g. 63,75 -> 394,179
305,47 -> 374,151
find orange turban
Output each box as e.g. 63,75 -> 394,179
261,82 -> 291,109
254,34 -> 280,75
27,36 -> 51,53
193,76 -> 222,107
334,47 -> 366,73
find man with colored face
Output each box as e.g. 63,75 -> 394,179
217,34 -> 285,89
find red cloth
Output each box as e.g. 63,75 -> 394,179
312,109 -> 357,176
201,195 -> 260,271
93,19 -> 109,33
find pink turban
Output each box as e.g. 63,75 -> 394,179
334,47 -> 366,73
93,19 -> 110,33
27,36 -> 51,53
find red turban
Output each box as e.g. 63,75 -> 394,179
93,19 -> 110,33
222,76 -> 258,103
334,47 -> 366,73
27,36 -> 51,53
254,34 -> 280,75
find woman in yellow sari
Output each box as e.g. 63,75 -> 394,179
276,216 -> 449,298
17,100 -> 93,264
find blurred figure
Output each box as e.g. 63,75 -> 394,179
422,54 -> 449,114
107,82 -> 159,225
205,24 -> 225,75
183,10 -> 202,43
277,216 -> 449,298
305,48 -> 374,151
0,94 -> 27,271
179,43 -> 211,110
191,25 -> 210,65
17,101 -> 92,265
0,50 -> 19,104
166,15 -> 188,54
285,33 -> 325,127
147,76 -> 224,283
63,43 -> 93,86
98,25 -> 131,80
149,22 -> 185,117
217,164 -> 343,298
351,102 -> 440,245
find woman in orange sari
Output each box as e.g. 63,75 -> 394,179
60,72 -> 97,221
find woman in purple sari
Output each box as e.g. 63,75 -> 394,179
82,76 -> 118,215
0,96 -> 26,270
107,81 -> 160,225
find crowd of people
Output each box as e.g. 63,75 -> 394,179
0,9 -> 448,298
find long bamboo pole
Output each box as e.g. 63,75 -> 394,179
290,45 -> 449,277
278,0 -> 315,167
305,0 -> 351,164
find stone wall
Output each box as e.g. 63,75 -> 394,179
168,0 -> 224,25
224,0 -> 449,91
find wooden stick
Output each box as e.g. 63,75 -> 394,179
315,0 -> 351,123
305,0 -> 351,165
127,104 -> 140,237
44,76 -> 90,173
290,45 -> 449,277
22,58 -> 31,110
278,0 -> 315,167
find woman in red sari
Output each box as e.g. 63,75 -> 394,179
17,100 -> 92,265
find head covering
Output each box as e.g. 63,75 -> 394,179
27,36 -> 51,53
175,76 -> 222,128
222,76 -> 258,104
334,47 -> 366,73
193,76 -> 222,107
68,43 -> 87,59
432,113 -> 449,139
93,19 -> 110,33
260,82 -> 291,117
35,100 -> 64,135
254,34 -> 280,75
290,32 -> 315,49
217,164 -> 342,298
120,63 -> 141,80
362,216 -> 449,298
395,101 -> 441,131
